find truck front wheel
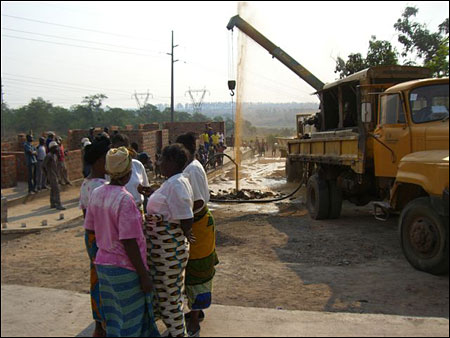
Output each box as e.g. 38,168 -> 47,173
399,197 -> 449,275
307,174 -> 330,220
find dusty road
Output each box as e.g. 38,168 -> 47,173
1,157 -> 448,319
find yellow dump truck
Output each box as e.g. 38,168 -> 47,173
227,15 -> 449,275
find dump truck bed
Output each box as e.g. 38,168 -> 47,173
288,129 -> 365,174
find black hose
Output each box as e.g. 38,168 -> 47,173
210,178 -> 305,204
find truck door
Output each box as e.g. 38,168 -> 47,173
373,93 -> 412,178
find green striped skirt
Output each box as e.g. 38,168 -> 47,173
96,265 -> 160,337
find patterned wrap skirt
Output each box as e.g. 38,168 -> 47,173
95,265 -> 160,337
185,206 -> 219,311
144,214 -> 189,337
84,231 -> 105,325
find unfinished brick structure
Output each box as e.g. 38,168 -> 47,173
1,123 -> 177,189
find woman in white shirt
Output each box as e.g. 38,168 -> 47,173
176,133 -> 219,337
145,144 -> 195,337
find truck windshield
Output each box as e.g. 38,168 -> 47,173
410,84 -> 449,124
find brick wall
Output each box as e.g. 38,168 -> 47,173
138,123 -> 159,131
1,141 -> 19,152
65,149 -> 84,182
1,155 -> 17,188
163,122 -> 225,144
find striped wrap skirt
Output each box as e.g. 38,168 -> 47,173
95,265 -> 160,337
144,214 -> 189,337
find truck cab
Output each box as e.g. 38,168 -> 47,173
373,77 -> 449,275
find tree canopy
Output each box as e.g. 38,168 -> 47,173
1,94 -> 239,140
335,6 -> 449,78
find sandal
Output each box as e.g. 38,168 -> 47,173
187,328 -> 201,337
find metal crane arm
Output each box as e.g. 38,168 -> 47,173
227,15 -> 324,92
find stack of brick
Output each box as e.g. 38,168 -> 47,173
65,149 -> 84,182
1,155 -> 17,188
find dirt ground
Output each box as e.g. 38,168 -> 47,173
1,157 -> 448,319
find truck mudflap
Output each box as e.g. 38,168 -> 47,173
427,189 -> 450,218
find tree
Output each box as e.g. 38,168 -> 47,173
80,94 -> 108,126
335,53 -> 367,79
394,6 -> 449,76
366,36 -> 398,67
14,97 -> 54,135
335,36 -> 399,79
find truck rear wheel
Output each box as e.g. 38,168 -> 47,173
328,180 -> 343,219
399,197 -> 449,275
307,174 -> 330,220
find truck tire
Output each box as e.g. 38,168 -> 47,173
328,180 -> 343,219
307,174 -> 330,220
399,197 -> 449,275
286,159 -> 303,183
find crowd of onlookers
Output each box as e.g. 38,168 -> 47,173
23,131 -> 72,210
196,126 -> 226,170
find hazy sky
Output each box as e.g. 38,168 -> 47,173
1,1 -> 448,109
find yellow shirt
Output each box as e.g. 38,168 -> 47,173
211,134 -> 219,145
202,133 -> 210,143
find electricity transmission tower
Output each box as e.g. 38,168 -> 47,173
133,91 -> 153,109
185,88 -> 210,113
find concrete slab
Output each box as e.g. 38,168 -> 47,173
1,284 -> 448,337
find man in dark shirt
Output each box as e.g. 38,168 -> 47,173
24,134 -> 38,194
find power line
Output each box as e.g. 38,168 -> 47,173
2,72 -> 131,95
1,14 -> 165,44
2,34 -> 164,58
1,27 -> 166,55
3,77 -> 129,95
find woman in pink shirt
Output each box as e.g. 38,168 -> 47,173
84,147 -> 160,337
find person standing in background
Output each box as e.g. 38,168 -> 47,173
24,134 -> 38,194
36,137 -> 47,191
45,132 -> 55,152
56,136 -> 72,186
81,137 -> 92,178
43,141 -> 66,210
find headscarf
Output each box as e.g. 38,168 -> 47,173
105,146 -> 132,180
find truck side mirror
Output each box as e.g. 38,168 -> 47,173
361,103 -> 372,123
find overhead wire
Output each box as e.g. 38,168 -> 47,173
1,27 -> 167,55
2,34 -> 165,58
1,13 -> 166,44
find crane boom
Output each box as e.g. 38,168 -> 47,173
227,15 -> 325,92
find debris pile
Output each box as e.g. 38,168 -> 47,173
210,189 -> 282,201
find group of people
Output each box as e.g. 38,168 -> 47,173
23,132 -> 71,210
197,126 -> 226,170
80,131 -> 218,337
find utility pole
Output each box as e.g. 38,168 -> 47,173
167,30 -> 178,123
1,78 -> 5,140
